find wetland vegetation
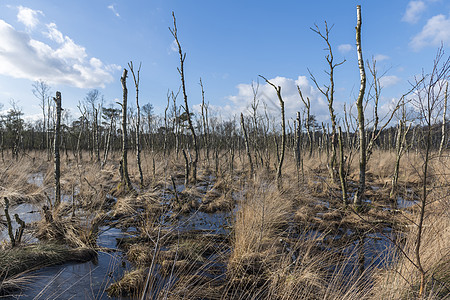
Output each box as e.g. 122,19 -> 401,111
0,5 -> 449,300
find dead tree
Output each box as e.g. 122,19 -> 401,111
85,89 -> 102,163
54,91 -> 62,206
338,126 -> 348,205
129,61 -> 144,188
295,112 -> 304,182
200,78 -> 210,162
250,81 -> 262,168
4,197 -> 15,247
413,47 -> 450,296
120,68 -> 133,191
310,22 -> 345,181
163,92 -> 170,157
365,59 -> 415,163
438,82 -> 448,156
240,113 -> 254,176
260,76 -> 286,187
170,12 -> 198,183
353,5 -> 367,207
390,118 -> 411,200
102,107 -> 119,167
32,80 -> 51,150
298,86 -> 313,157
47,95 -> 54,160
76,106 -> 87,163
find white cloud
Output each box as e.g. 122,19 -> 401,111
54,36 -> 87,63
169,39 -> 178,53
410,14 -> 450,50
374,54 -> 390,62
17,6 -> 43,29
221,76 -> 330,123
402,1 -> 426,24
45,23 -> 64,43
108,4 -> 120,17
379,75 -> 401,88
338,44 -> 353,54
0,19 -> 121,88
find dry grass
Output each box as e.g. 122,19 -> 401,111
230,180 -> 291,268
0,157 -> 46,204
0,243 -> 96,294
0,149 -> 448,299
107,267 -> 147,297
371,162 -> 450,299
371,199 -> 450,298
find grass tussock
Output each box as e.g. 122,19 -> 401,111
0,243 -> 96,294
107,267 -> 147,297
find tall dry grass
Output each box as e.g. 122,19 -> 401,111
0,156 -> 46,204
226,174 -> 371,300
1,148 -> 448,299
370,154 -> 450,299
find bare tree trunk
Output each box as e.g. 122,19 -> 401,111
170,12 -> 198,184
94,107 -> 100,163
260,76 -> 286,187
414,48 -> 450,296
47,97 -> 52,161
4,198 -> 15,247
295,112 -> 304,183
54,91 -> 62,206
353,5 -> 367,208
310,22 -> 345,181
390,120 -> 411,200
120,69 -> 132,191
129,61 -> 144,188
417,118 -> 431,297
32,80 -> 51,151
200,78 -> 210,163
298,86 -> 313,157
338,126 -> 348,205
344,104 -> 352,149
183,148 -> 189,187
438,82 -> 448,156
240,113 -> 254,176
102,114 -> 115,168
163,94 -> 169,157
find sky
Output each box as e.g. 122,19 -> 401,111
0,0 -> 449,126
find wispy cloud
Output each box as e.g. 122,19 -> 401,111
108,4 -> 120,17
169,39 -> 178,53
402,1 -> 426,24
410,14 -> 450,50
0,19 -> 121,88
338,44 -> 353,54
374,54 -> 390,62
17,6 -> 43,29
379,75 -> 401,88
44,23 -> 64,43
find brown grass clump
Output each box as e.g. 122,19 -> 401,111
0,243 -> 96,294
36,203 -> 109,248
163,274 -> 225,300
126,243 -> 153,266
228,180 -> 292,292
200,177 -> 235,213
107,267 -> 147,297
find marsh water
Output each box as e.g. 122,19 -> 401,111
0,174 -> 415,299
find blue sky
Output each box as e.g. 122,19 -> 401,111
0,0 -> 449,125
